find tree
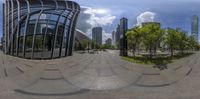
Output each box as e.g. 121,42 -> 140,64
141,24 -> 162,59
80,40 -> 89,50
177,29 -> 188,55
126,26 -> 143,57
165,28 -> 180,58
188,36 -> 199,51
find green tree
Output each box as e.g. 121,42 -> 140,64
141,24 -> 162,59
126,26 -> 143,57
188,36 -> 199,50
165,28 -> 180,58
176,29 -> 188,55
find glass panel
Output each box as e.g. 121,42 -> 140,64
20,24 -> 25,36
29,20 -> 36,24
39,14 -> 47,19
18,37 -> 23,57
50,14 -> 59,21
27,24 -> 35,35
13,34 -> 17,56
30,14 -> 39,20
59,16 -> 65,23
46,25 -> 55,35
66,19 -> 70,25
42,0 -> 56,8
67,2 -> 73,9
43,35 -> 54,59
53,36 -> 62,58
33,35 -> 43,59
30,8 -> 40,13
13,0 -> 17,9
48,21 -> 57,25
20,9 -> 28,15
63,10 -> 69,16
61,28 -> 68,57
57,1 -> 66,9
38,20 -> 48,24
25,36 -> 33,59
57,25 -> 64,36
68,12 -> 74,19
35,24 -> 47,34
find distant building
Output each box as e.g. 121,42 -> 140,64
112,31 -> 116,46
116,24 -> 121,48
119,18 -> 128,56
142,22 -> 161,28
191,15 -> 199,42
74,29 -> 91,51
105,38 -> 112,46
92,27 -> 103,45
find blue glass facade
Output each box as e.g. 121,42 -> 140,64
3,0 -> 80,59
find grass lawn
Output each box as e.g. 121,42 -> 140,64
122,53 -> 194,65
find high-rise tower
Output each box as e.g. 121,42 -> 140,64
92,27 -> 103,45
191,15 -> 199,42
119,17 -> 128,56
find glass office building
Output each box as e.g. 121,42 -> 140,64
3,0 -> 80,59
191,15 -> 199,42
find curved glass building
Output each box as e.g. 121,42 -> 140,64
3,0 -> 80,59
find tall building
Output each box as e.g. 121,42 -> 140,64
119,18 -> 128,56
112,31 -> 116,46
116,24 -> 120,48
92,27 -> 102,45
191,15 -> 199,42
3,0 -> 80,59
105,38 -> 112,46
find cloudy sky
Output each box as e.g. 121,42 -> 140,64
1,0 -> 200,42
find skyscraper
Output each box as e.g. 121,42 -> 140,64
191,15 -> 199,42
119,18 -> 128,56
92,27 -> 103,45
105,38 -> 112,46
116,24 -> 120,48
112,31 -> 116,46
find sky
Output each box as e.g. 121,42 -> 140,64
1,0 -> 200,42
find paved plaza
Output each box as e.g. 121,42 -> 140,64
0,50 -> 200,99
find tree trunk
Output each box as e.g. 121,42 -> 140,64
170,47 -> 173,59
137,43 -> 140,55
154,44 -> 157,56
132,44 -> 136,57
149,45 -> 153,59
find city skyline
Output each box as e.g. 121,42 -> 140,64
1,0 -> 200,42
73,0 -> 200,43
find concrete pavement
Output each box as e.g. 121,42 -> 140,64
0,50 -> 199,99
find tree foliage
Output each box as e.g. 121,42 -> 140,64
126,24 -> 199,59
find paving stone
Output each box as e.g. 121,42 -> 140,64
0,50 -> 200,99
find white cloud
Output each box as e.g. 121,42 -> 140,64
136,11 -> 156,26
83,7 -> 116,27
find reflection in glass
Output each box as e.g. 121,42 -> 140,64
3,0 -> 80,59
25,36 -> 33,58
